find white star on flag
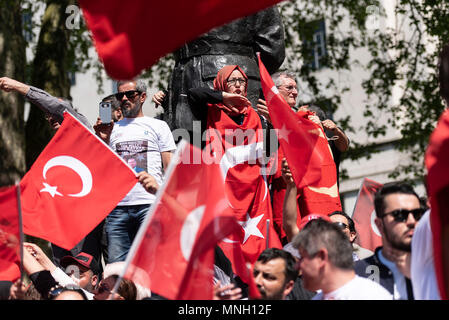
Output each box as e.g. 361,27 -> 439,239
276,124 -> 291,143
238,213 -> 265,244
40,182 -> 63,198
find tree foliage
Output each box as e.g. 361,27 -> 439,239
2,0 -> 449,184
142,0 -> 449,184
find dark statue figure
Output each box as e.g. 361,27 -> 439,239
161,5 -> 286,136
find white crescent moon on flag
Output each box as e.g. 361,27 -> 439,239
370,210 -> 381,237
262,178 -> 268,202
219,142 -> 265,182
180,205 -> 205,261
43,155 -> 93,197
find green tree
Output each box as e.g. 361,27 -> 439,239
0,0 -> 26,186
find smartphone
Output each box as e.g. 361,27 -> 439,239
99,101 -> 112,123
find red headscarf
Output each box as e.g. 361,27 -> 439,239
210,65 -> 249,115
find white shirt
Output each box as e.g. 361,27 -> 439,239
109,116 -> 176,206
312,275 -> 392,300
378,249 -> 408,299
411,209 -> 441,299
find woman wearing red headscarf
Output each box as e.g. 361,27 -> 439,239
188,65 -> 282,266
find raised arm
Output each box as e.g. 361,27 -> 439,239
0,76 -> 92,131
281,158 -> 300,242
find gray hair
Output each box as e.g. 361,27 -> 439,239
292,219 -> 354,270
272,71 -> 297,87
116,79 -> 147,94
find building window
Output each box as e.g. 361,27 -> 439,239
303,19 -> 327,70
68,72 -> 76,86
22,12 -> 33,42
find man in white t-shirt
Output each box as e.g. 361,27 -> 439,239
95,79 -> 176,263
292,219 -> 391,300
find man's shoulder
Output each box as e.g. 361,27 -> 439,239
354,247 -> 383,275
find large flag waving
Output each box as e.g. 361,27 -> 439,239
352,178 -> 383,252
20,112 -> 137,250
122,141 -> 240,300
79,0 -> 284,79
0,185 -> 21,282
258,55 -> 322,189
258,55 -> 341,217
425,109 -> 449,300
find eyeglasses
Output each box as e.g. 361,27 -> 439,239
381,208 -> 425,223
333,222 -> 349,230
227,78 -> 247,86
278,85 -> 298,93
48,284 -> 86,300
115,90 -> 141,100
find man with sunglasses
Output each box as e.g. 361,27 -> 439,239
354,182 -> 425,299
328,211 -> 373,261
95,79 -> 176,264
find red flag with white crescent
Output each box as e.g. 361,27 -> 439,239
258,55 -> 341,218
19,112 -> 137,250
204,106 -> 282,268
123,141 -> 239,300
425,109 -> 449,300
0,185 -> 21,282
352,178 -> 383,252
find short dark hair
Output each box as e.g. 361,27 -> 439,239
292,219 -> 354,270
306,104 -> 326,121
110,275 -> 137,300
257,248 -> 297,284
438,43 -> 449,105
374,182 -> 420,218
329,211 -> 356,233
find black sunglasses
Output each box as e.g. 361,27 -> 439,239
333,222 -> 348,230
115,90 -> 141,100
382,208 -> 425,223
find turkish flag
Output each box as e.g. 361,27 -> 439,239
123,141 -> 239,300
20,112 -> 137,250
0,185 -> 21,282
425,109 -> 449,300
203,102 -> 281,290
79,0 -> 284,80
352,178 -> 383,252
258,55 -> 341,218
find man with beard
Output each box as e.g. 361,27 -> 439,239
292,219 -> 391,300
252,248 -> 296,300
354,182 -> 425,300
95,79 -> 176,263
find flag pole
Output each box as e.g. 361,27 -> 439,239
15,181 -> 24,282
266,219 -> 270,249
109,139 -> 188,299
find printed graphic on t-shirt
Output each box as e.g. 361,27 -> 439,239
116,140 -> 148,173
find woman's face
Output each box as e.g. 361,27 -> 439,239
226,69 -> 247,96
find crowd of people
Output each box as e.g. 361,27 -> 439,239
1,35 -> 448,301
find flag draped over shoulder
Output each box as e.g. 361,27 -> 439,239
79,0 -> 284,79
425,109 -> 449,300
123,141 -> 240,300
351,178 -> 383,252
0,185 -> 21,282
205,98 -> 282,265
20,112 -> 137,250
258,55 -> 341,219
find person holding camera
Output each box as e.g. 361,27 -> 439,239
94,79 -> 176,264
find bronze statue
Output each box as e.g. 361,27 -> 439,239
161,5 -> 286,136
